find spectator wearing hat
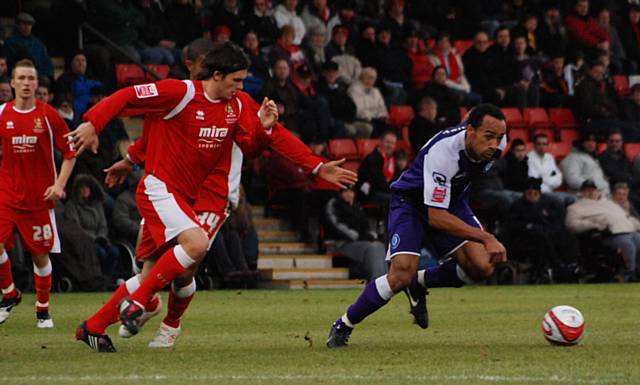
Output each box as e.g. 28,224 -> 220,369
315,60 -> 356,137
566,179 -> 640,281
323,185 -> 387,281
561,133 -> 610,194
274,0 -> 306,45
301,0 -> 334,43
243,0 -> 279,48
54,51 -> 104,119
4,12 -> 54,80
324,25 -> 361,85
212,25 -> 232,44
292,63 -> 332,141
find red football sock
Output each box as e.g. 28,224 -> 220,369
33,260 -> 52,312
129,246 -> 195,307
86,279 -> 134,334
0,251 -> 17,299
163,280 -> 196,328
146,293 -> 161,313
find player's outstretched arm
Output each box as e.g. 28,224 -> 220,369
316,159 -> 358,189
43,157 -> 76,201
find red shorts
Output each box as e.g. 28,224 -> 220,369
0,201 -> 60,255
196,210 -> 229,249
135,174 -> 202,261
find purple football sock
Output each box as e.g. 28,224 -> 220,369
345,276 -> 393,325
424,259 -> 466,288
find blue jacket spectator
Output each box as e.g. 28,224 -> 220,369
4,13 -> 54,79
54,51 -> 104,118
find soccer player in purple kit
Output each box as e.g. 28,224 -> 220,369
327,104 -> 509,347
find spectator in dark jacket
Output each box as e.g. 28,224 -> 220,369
261,59 -> 299,132
599,130 -> 633,188
463,31 -> 504,105
371,23 -> 412,105
314,60 -> 356,137
54,51 -> 104,119
418,66 -> 462,127
357,130 -> 398,204
242,30 -> 270,97
505,34 -> 541,108
617,5 -> 640,72
243,0 -> 279,47
409,97 -> 444,153
132,0 -> 176,65
209,0 -> 244,43
324,186 -> 387,280
537,4 -> 567,58
165,0 -> 201,48
541,54 -> 571,108
621,84 -> 640,128
4,13 -> 54,80
500,138 -> 530,192
111,170 -> 142,251
573,61 -> 619,133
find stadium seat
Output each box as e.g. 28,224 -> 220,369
613,75 -> 630,96
507,127 -> 529,143
388,105 -> 415,129
342,160 -> 361,173
597,142 -> 607,154
548,141 -> 572,161
328,139 -> 358,160
116,64 -> 146,88
524,108 -> 553,129
401,125 -> 410,141
549,108 -> 577,130
501,108 -> 527,129
624,143 -> 640,161
559,128 -> 579,144
145,64 -> 171,82
356,139 -> 379,158
454,40 -> 473,55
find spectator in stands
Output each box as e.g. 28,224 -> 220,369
573,61 -> 619,132
314,60 -> 355,137
418,66 -> 462,127
291,64 -> 332,141
596,8 -> 627,74
262,58 -> 299,132
370,22 -> 412,106
537,4 -> 567,58
0,55 -> 7,77
86,0 -> 144,65
599,130 -> 633,189
36,83 -> 50,104
269,25 -> 308,70
356,23 -> 377,69
403,29 -> 433,91
527,134 -> 563,193
394,148 -> 409,175
512,13 -> 540,54
133,0 -> 177,66
501,138 -> 530,192
565,0 -> 610,55
323,185 -> 387,281
324,25 -> 361,85
488,26 -> 513,99
611,182 -> 640,222
347,67 -> 388,138
211,25 -> 232,44
382,0 -> 409,46
566,179 -> 639,281
4,13 -> 54,80
65,174 -> 121,283
429,32 -> 479,106
541,53 -> 571,108
274,0 -> 306,45
242,30 -> 270,96
0,76 -> 11,104
357,130 -> 398,205
506,34 -> 541,108
209,0 -> 244,43
111,170 -> 142,251
54,93 -> 77,128
463,31 -> 504,105
561,132 -> 610,194
165,0 -> 202,48
621,84 -> 640,127
54,51 -> 104,119
618,5 -> 640,73
244,0 -> 279,47
302,25 -> 327,76
301,0 -> 334,42
409,97 -> 444,153
506,177 -> 575,283
327,0 -> 359,47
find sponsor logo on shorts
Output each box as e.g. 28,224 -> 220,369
432,172 -> 447,186
432,186 -> 447,203
134,83 -> 159,99
391,233 -> 400,249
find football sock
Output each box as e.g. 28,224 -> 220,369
129,245 -> 196,307
417,259 -> 473,288
86,275 -> 142,334
33,259 -> 52,312
163,278 -> 196,328
344,275 -> 394,326
0,250 -> 17,299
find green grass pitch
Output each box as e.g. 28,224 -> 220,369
0,284 -> 638,385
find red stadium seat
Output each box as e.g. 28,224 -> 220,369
401,125 -> 410,141
342,160 -> 361,173
524,108 -> 553,129
625,143 -> 640,161
454,40 -> 473,55
613,75 -> 631,96
549,108 -> 577,130
548,141 -> 572,161
115,64 -> 146,88
328,139 -> 358,160
145,64 -> 171,82
532,127 -> 556,142
356,139 -> 379,158
501,108 -> 527,129
559,128 -> 580,144
507,127 -> 529,143
597,142 -> 607,154
388,105 -> 415,129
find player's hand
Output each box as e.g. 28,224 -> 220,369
317,158 -> 358,189
104,158 -> 135,188
259,97 -> 278,130
65,121 -> 99,155
43,184 -> 65,201
483,235 -> 507,264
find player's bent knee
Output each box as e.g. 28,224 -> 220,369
178,228 -> 209,261
469,262 -> 494,281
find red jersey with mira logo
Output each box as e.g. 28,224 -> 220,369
84,79 -> 265,204
0,101 -> 76,210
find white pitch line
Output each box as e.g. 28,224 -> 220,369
0,373 -> 623,384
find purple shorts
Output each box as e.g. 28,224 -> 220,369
386,193 -> 481,260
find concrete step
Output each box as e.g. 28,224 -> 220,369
259,242 -> 316,254
257,230 -> 298,242
257,254 -> 333,269
259,268 -> 349,280
251,205 -> 265,218
258,279 -> 365,289
253,218 -> 290,231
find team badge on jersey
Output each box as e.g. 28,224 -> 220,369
134,84 -> 159,99
6,121 -> 14,129
432,172 -> 447,186
225,103 -> 237,124
196,110 -> 205,120
34,117 -> 44,133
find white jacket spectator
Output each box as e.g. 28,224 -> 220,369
300,2 -> 332,43
527,135 -> 563,192
347,67 -> 388,122
274,1 -> 306,45
560,135 -> 610,194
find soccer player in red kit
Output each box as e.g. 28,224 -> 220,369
0,59 -> 76,328
71,42 -> 281,352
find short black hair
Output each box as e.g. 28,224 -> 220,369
533,133 -> 548,142
196,41 -> 250,80
510,138 -> 525,148
467,103 -> 505,128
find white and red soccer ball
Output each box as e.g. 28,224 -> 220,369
541,305 -> 585,346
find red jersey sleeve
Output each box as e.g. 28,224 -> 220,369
44,103 -> 76,159
233,92 -> 270,157
83,79 -> 187,133
127,116 -> 152,164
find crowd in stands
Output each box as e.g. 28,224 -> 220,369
2,0 -> 640,288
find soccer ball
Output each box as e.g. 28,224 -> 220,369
541,305 -> 585,346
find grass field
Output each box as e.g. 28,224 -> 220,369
0,284 -> 638,385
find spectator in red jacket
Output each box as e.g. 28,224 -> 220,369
565,0 -> 609,54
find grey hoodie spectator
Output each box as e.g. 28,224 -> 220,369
560,133 -> 610,194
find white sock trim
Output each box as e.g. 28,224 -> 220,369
417,269 -> 426,288
36,301 -> 49,308
341,313 -> 354,328
456,264 -> 475,285
374,275 -> 394,300
33,260 -> 52,277
125,275 -> 141,295
1,283 -> 15,295
0,250 -> 8,264
172,278 -> 196,298
174,245 -> 196,269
